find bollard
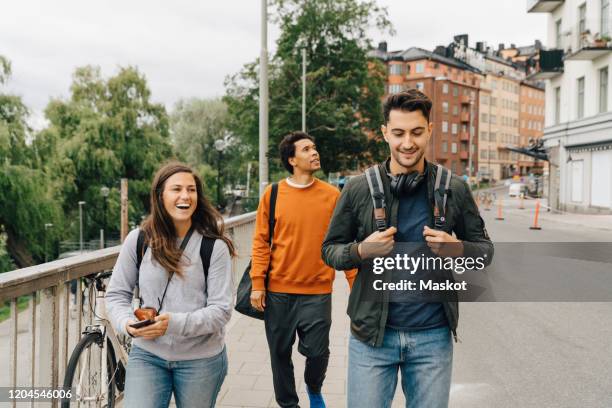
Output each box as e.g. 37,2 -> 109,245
518,193 -> 525,210
529,200 -> 542,230
495,198 -> 504,220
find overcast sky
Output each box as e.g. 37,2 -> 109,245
1,0 -> 547,129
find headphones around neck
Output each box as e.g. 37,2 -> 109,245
389,171 -> 425,197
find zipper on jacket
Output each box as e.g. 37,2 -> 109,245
452,329 -> 461,343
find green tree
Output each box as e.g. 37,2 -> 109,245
224,0 -> 393,176
171,98 -> 254,205
0,55 -> 62,267
37,66 -> 174,243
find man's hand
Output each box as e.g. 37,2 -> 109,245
251,290 -> 266,312
423,226 -> 463,257
358,227 -> 397,259
126,313 -> 170,339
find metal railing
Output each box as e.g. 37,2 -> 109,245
0,212 -> 256,407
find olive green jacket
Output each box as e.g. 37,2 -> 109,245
322,160 -> 494,346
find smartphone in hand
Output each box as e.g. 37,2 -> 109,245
130,319 -> 155,329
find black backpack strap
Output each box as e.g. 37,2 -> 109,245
136,230 -> 147,270
134,229 -> 148,308
200,237 -> 216,282
268,183 -> 279,246
433,164 -> 452,228
365,166 -> 387,232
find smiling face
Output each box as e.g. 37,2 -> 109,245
382,109 -> 433,174
161,172 -> 197,227
288,138 -> 321,175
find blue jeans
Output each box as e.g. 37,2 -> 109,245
347,326 -> 453,408
124,346 -> 227,408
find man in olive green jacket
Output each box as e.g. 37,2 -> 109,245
322,89 -> 493,408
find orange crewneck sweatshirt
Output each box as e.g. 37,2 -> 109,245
250,178 -> 355,294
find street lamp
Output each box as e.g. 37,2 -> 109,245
78,201 -> 86,253
100,186 -> 109,248
214,139 -> 226,213
44,223 -> 53,262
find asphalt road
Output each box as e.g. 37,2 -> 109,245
449,186 -> 612,408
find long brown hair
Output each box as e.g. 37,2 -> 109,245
141,161 -> 236,276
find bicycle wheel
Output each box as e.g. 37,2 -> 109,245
62,331 -> 117,407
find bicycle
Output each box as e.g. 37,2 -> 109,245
61,270 -> 130,407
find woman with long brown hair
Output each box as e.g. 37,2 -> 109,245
106,161 -> 235,407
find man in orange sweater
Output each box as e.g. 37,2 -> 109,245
250,131 -> 355,408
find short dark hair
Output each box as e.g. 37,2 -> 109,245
279,131 -> 315,174
383,89 -> 432,124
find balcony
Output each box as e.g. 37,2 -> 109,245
527,0 -> 564,13
564,22 -> 612,61
460,112 -> 470,122
459,151 -> 469,160
460,132 -> 470,142
460,95 -> 471,105
526,49 -> 564,80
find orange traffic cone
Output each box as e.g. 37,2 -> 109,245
529,200 -> 542,230
495,199 -> 504,221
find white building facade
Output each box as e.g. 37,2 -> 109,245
529,0 -> 612,213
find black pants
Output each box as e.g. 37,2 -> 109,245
264,292 -> 332,408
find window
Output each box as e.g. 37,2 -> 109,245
579,4 -> 587,39
482,113 -> 488,122
603,0 -> 610,37
481,95 -> 489,105
389,84 -> 402,94
451,124 -> 458,134
556,19 -> 563,48
481,131 -> 488,141
443,83 -> 449,94
442,121 -> 449,133
443,102 -> 449,113
416,82 -> 424,91
451,143 -> 457,153
389,64 -> 402,75
442,141 -> 448,153
453,105 -> 459,115
481,150 -> 488,160
491,97 -> 497,107
453,86 -> 459,96
489,150 -> 497,160
555,86 -> 561,124
490,115 -> 497,124
577,77 -> 585,119
416,63 -> 424,73
600,66 -> 608,113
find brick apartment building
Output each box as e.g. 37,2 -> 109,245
518,81 -> 546,175
371,44 -> 482,176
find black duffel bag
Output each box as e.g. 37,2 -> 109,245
234,183 -> 278,319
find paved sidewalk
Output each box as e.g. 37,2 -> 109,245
217,274 -> 406,408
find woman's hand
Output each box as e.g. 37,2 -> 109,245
125,314 -> 170,339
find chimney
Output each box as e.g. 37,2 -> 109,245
498,43 -> 505,51
378,41 -> 388,52
511,43 -> 516,49
454,34 -> 469,47
476,42 -> 484,52
434,45 -> 447,57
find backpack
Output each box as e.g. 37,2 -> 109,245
234,182 -> 278,320
134,230 -> 216,306
365,163 -> 452,231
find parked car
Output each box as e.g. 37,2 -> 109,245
508,182 -> 528,197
